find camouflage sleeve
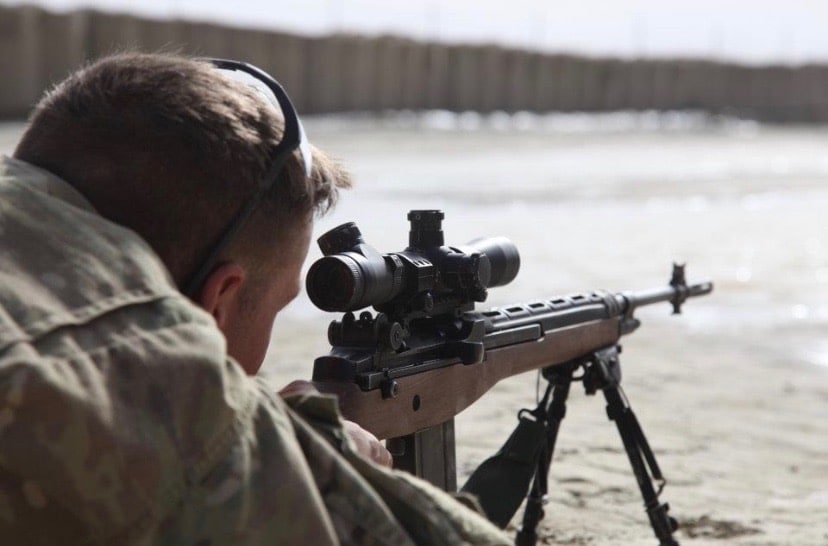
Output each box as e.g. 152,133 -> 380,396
151,382 -> 343,545
0,304 -> 345,545
282,391 -> 513,546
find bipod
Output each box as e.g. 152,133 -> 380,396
463,346 -> 679,546
522,345 -> 679,546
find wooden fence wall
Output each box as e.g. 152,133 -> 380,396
3,4 -> 828,121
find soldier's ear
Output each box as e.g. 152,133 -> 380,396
194,262 -> 246,331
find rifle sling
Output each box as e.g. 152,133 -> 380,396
460,411 -> 547,528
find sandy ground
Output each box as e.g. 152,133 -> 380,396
3,117 -> 827,545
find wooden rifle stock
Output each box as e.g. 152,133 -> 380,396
314,317 -> 622,440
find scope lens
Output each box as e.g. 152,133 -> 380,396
466,237 -> 520,287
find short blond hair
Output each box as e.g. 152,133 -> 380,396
15,52 -> 351,284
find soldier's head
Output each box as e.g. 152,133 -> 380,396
14,52 -> 351,374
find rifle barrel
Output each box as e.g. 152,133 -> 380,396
619,280 -> 713,312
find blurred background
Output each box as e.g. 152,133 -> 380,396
1,2 -> 826,544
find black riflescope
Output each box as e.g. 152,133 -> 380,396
306,210 -> 520,313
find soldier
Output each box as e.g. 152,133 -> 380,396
0,53 -> 510,545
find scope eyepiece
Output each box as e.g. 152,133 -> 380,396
306,254 -> 363,311
307,250 -> 402,313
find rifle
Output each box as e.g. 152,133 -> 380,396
308,210 -> 712,546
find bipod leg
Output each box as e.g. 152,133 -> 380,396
515,360 -> 579,546
588,347 -> 679,546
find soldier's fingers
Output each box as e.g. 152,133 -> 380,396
372,442 -> 393,468
278,380 -> 318,396
343,420 -> 393,467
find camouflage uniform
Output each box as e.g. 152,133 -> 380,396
0,156 -> 511,545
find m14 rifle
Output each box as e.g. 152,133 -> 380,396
308,210 -> 712,546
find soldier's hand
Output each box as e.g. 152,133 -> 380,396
278,379 -> 318,397
342,419 -> 393,468
279,380 -> 393,468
